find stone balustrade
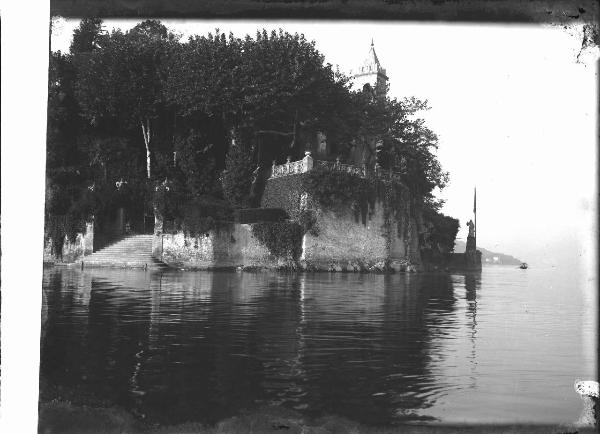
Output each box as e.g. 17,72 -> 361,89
270,152 -> 405,186
271,152 -> 314,178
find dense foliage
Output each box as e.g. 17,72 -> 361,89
421,209 -> 460,254
260,173 -> 306,219
234,208 -> 289,224
251,221 -> 304,262
221,143 -> 255,208
46,18 -> 453,250
297,209 -> 319,237
303,169 -> 376,224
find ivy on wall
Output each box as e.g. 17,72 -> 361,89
251,221 -> 304,262
379,180 -> 411,238
260,173 -> 305,220
301,168 -> 377,225
257,167 -> 458,267
298,209 -> 319,237
301,167 -> 417,258
302,168 -> 374,211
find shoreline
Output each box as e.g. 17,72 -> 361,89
43,261 -> 483,274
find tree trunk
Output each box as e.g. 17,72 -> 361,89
141,119 -> 152,179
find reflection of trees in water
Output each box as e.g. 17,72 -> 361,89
41,268 -> 152,409
133,271 -> 290,424
241,274 -> 308,409
41,270 -> 94,394
381,273 -> 457,422
41,269 -> 473,426
286,273 -> 462,425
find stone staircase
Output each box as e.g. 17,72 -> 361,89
82,235 -> 168,269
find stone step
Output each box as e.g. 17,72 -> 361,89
99,244 -> 152,246
83,262 -> 166,269
94,246 -> 152,249
90,249 -> 152,252
84,235 -> 164,269
87,254 -> 154,258
87,256 -> 152,260
92,248 -> 152,251
87,257 -> 155,261
100,242 -> 153,246
94,249 -> 152,253
90,251 -> 153,255
87,258 -> 155,262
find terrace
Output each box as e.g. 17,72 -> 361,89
270,152 -> 405,185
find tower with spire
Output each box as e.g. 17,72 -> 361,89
351,39 -> 388,97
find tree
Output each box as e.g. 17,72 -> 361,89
51,20 -> 452,240
344,94 -> 448,198
166,29 -> 353,168
70,18 -> 104,54
221,142 -> 255,208
173,130 -> 221,199
75,20 -> 178,180
421,209 -> 459,254
237,30 -> 352,163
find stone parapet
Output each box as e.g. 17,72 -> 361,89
270,153 -> 405,186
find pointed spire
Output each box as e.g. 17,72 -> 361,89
360,39 -> 380,74
351,39 -> 388,96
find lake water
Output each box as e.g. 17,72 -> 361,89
40,266 -> 597,426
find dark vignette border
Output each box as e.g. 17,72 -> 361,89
51,0 -> 598,24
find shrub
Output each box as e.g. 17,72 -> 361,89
176,197 -> 233,236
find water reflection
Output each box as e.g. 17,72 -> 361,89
41,268 -> 485,425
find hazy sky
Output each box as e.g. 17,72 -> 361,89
51,18 -> 598,267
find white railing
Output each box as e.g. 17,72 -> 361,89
270,152 -> 405,186
271,152 -> 314,178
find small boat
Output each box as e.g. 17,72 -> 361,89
519,263 -> 528,269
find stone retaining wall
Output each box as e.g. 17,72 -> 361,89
153,196 -> 423,272
153,224 -> 282,270
300,200 -> 421,272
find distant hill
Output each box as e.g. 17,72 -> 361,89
453,240 -> 522,265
